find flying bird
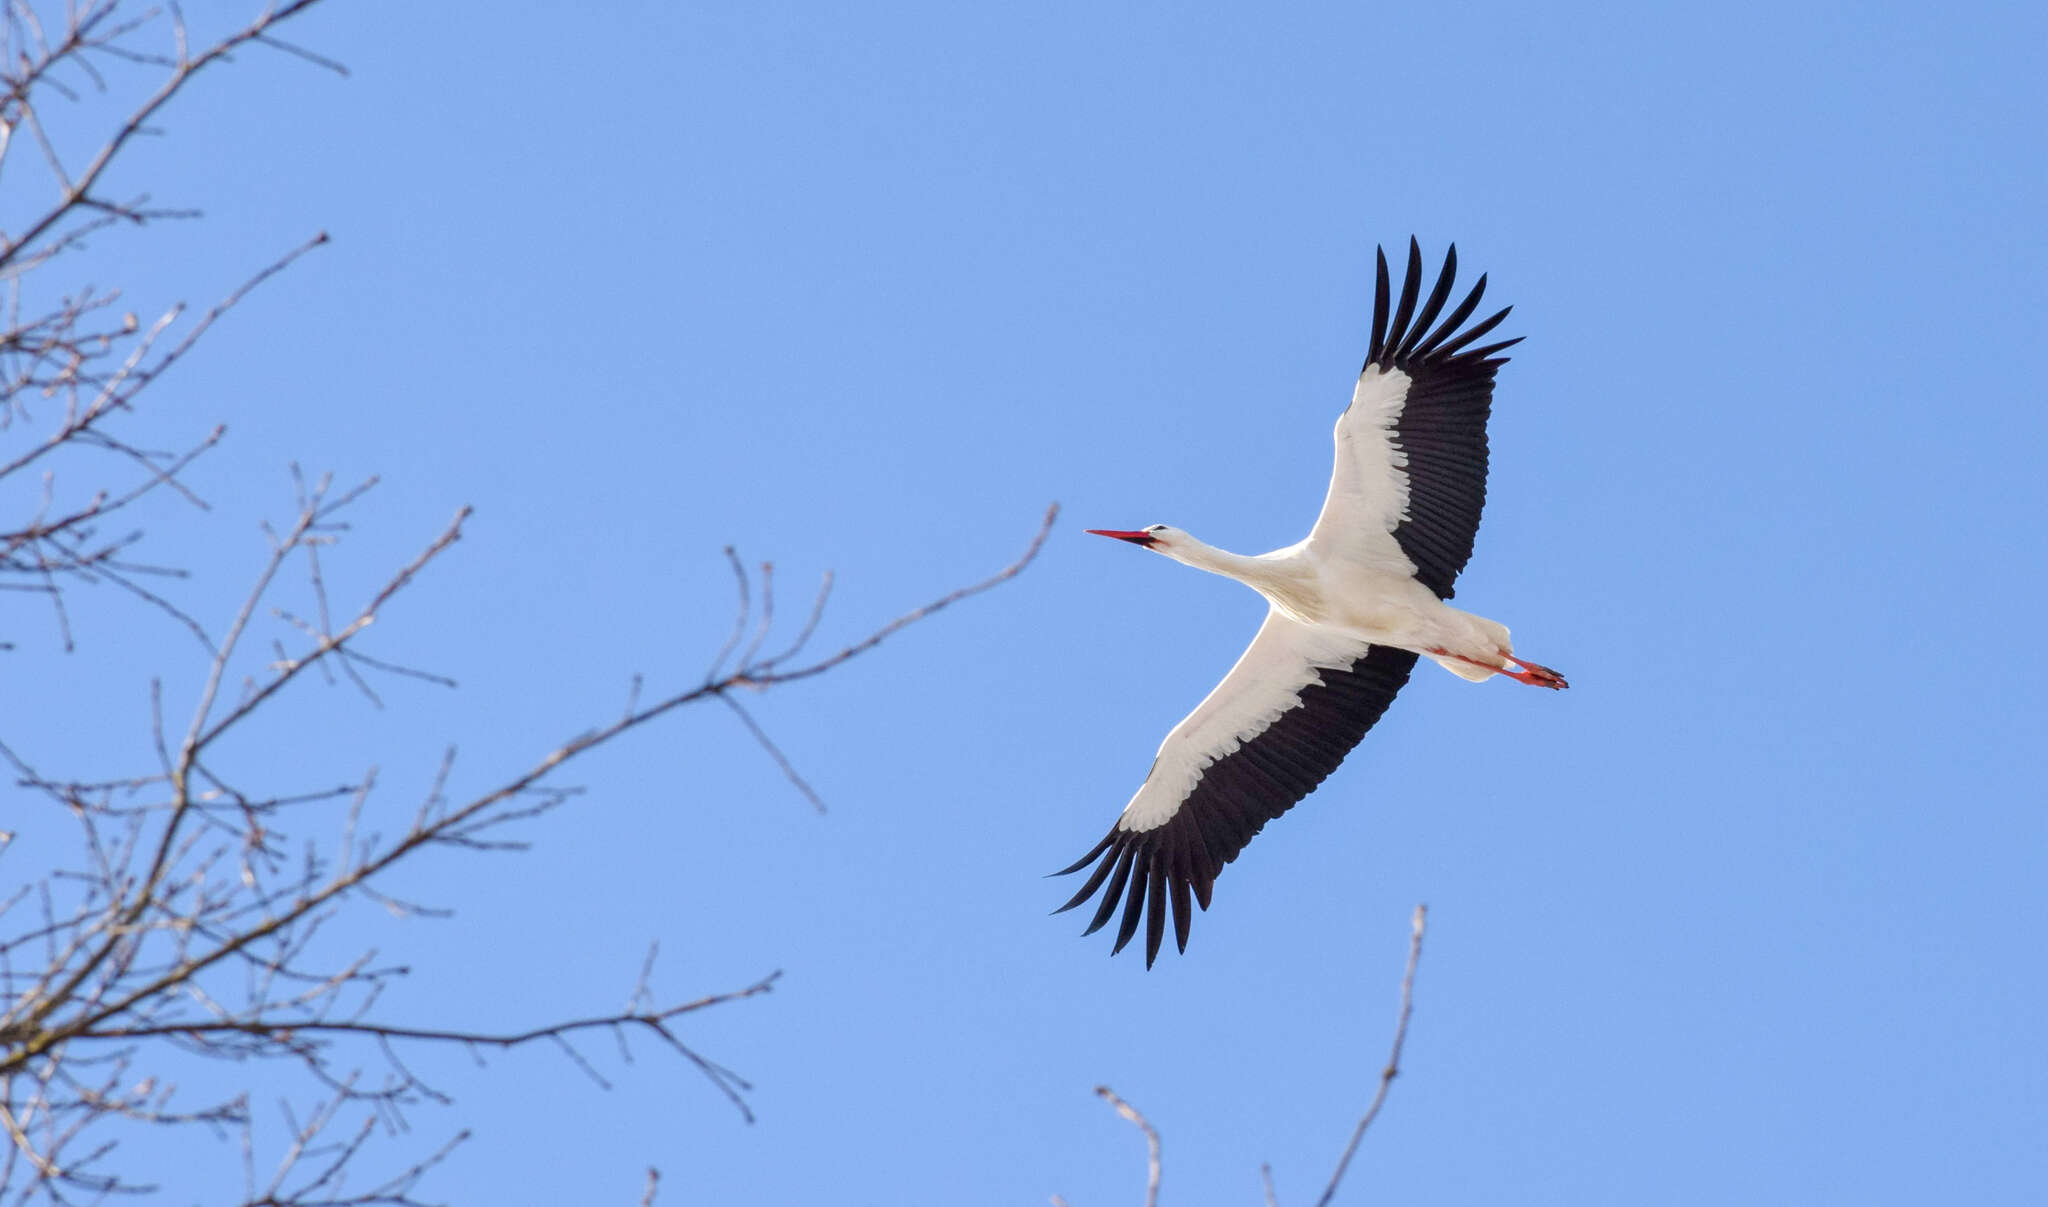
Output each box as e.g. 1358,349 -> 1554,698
1056,238 -> 1566,967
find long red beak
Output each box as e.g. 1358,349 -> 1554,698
1086,529 -> 1159,548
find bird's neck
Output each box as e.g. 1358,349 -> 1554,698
1164,534 -> 1272,587
1163,532 -> 1324,624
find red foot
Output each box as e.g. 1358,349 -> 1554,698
1497,650 -> 1568,690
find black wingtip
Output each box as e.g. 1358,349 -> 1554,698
1465,335 -> 1525,363
1052,841 -> 1118,915
1431,303 -> 1514,361
1368,246 -> 1392,364
1082,847 -> 1137,936
1109,857 -> 1148,955
1412,271 -> 1489,360
1369,238 -> 1522,371
1142,862 -> 1167,967
1050,832 -> 1114,878
1169,869 -> 1192,955
1383,239 -> 1424,362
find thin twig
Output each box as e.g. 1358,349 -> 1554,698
718,693 -> 826,813
733,502 -> 1058,689
1313,903 -> 1427,1207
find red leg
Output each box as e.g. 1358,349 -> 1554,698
1429,647 -> 1505,674
1496,650 -> 1569,690
1428,646 -> 1569,690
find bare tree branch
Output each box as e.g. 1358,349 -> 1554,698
0,0 -> 337,648
1073,906 -> 1430,1207
1094,1085 -> 1161,1207
729,502 -> 1057,688
1313,903 -> 1427,1207
3,486 -> 1054,1200
0,1 -> 330,276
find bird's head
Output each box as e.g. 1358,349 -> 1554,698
1086,524 -> 1176,551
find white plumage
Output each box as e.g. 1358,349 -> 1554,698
1057,238 -> 1566,966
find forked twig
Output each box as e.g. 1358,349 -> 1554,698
734,502 -> 1058,688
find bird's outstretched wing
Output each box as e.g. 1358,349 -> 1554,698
1306,238 -> 1522,599
1054,611 -> 1419,966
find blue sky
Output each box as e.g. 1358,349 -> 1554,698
7,0 -> 2046,1203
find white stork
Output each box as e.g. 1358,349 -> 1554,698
1056,238 -> 1566,967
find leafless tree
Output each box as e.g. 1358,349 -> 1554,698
0,3 -> 1055,1202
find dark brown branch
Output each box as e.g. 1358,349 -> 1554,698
84,971 -> 781,1052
